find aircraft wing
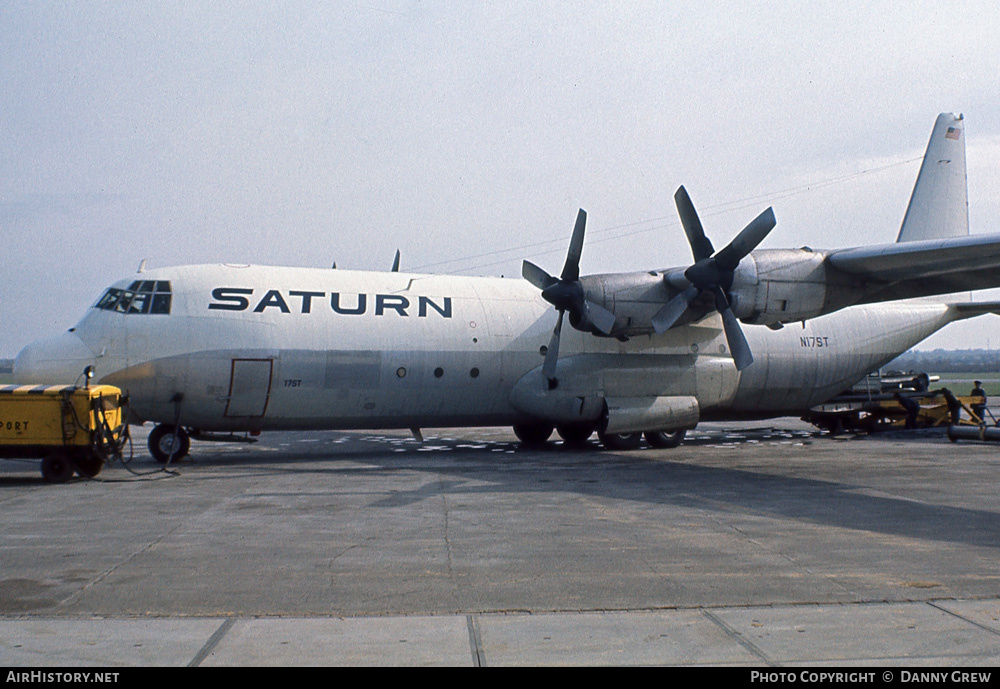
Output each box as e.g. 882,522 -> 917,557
826,233 -> 1000,303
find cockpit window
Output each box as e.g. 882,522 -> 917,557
94,281 -> 172,315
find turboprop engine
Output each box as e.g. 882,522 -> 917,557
724,248 -> 839,327
521,186 -> 865,384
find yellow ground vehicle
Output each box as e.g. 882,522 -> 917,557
0,383 -> 128,482
805,391 -> 987,433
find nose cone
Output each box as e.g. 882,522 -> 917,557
14,332 -> 97,385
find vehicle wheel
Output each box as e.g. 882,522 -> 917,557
74,456 -> 104,478
41,454 -> 75,483
557,423 -> 594,446
644,429 -> 687,448
148,425 -> 190,463
598,429 -> 643,451
513,423 -> 553,446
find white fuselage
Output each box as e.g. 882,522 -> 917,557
14,264 -> 962,431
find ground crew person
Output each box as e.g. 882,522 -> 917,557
941,388 -> 962,425
970,381 -> 987,423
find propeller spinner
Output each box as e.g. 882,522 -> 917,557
651,186 -> 776,371
522,209 -> 616,385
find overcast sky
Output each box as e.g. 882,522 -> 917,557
3,1 -> 1000,357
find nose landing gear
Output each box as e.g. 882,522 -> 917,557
147,425 -> 190,464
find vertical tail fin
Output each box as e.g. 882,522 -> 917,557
896,113 -> 969,243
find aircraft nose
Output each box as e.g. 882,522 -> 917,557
14,331 -> 98,385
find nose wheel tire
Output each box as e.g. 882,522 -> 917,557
148,425 -> 190,464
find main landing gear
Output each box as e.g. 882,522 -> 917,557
513,423 -> 688,450
512,423 -> 554,447
644,429 -> 687,448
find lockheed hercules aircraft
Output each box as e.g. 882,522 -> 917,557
14,113 -> 1000,461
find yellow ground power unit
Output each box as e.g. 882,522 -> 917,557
0,383 -> 128,482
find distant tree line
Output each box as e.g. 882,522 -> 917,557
886,349 -> 1000,373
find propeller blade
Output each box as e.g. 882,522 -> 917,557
561,209 -> 587,282
585,300 -> 617,335
662,185 -> 772,365
713,287 -> 754,370
542,310 -> 564,381
391,249 -> 401,272
651,285 -> 700,333
720,307 -> 754,370
525,208 -> 617,356
674,186 -> 715,262
522,260 -> 557,290
714,207 -> 776,270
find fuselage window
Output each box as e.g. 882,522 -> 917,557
128,292 -> 151,314
114,291 -> 136,313
95,288 -> 124,310
151,293 -> 171,314
95,281 -> 172,315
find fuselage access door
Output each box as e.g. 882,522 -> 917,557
224,358 -> 274,418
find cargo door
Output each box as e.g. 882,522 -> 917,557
224,359 -> 273,417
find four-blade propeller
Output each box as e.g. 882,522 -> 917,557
651,186 -> 776,371
521,209 -> 617,384
523,189 -> 775,380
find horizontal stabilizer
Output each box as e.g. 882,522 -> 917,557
950,301 -> 1000,320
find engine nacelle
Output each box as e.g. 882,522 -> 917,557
729,249 -> 843,326
577,271 -> 672,336
563,248 -> 868,336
